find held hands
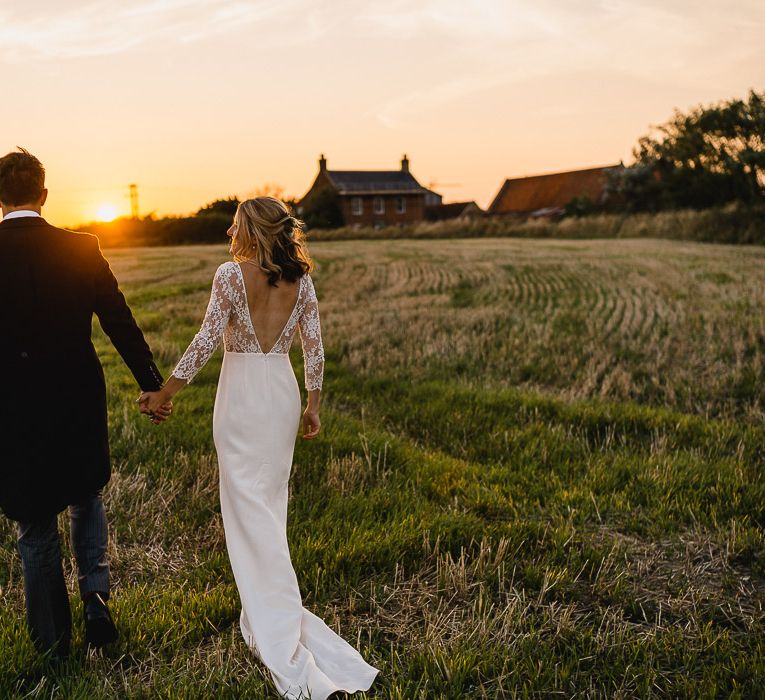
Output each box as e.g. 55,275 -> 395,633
136,390 -> 173,425
135,377 -> 185,425
135,385 -> 317,435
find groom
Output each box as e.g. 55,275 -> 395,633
0,148 -> 171,658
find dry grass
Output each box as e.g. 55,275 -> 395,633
305,238 -> 765,421
0,239 -> 763,698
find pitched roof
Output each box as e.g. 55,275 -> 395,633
326,170 -> 427,194
488,164 -> 622,214
425,201 -> 483,221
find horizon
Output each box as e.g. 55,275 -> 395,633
2,0 -> 763,228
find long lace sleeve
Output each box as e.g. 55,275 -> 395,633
298,275 -> 324,391
172,263 -> 234,383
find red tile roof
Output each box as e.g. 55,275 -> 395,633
488,165 -> 621,214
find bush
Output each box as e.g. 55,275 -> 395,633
78,214 -> 231,247
77,204 -> 765,248
305,203 -> 765,245
196,197 -> 240,217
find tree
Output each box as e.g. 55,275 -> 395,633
196,197 -> 240,217
245,184 -> 299,212
300,187 -> 344,229
610,90 -> 765,211
564,195 -> 598,217
251,183 -> 286,199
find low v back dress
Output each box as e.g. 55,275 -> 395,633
171,261 -> 379,699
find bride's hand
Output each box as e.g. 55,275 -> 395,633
137,391 -> 173,422
302,408 -> 320,439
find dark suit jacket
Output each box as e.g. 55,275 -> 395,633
0,216 -> 163,521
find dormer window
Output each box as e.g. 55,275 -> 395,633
351,197 -> 363,216
373,197 -> 385,214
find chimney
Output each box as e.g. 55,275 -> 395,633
401,154 -> 409,173
319,154 -> 327,172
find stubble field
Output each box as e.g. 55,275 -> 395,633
1,237 -> 764,698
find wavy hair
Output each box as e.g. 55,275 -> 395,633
230,197 -> 313,285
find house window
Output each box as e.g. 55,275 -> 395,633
395,196 -> 406,214
373,196 -> 385,214
351,197 -> 363,216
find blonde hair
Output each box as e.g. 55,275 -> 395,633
230,197 -> 313,285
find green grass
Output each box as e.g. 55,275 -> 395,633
0,239 -> 763,698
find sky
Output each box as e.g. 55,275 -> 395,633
1,0 -> 763,226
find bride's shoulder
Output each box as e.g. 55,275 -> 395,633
214,260 -> 239,278
211,261 -> 241,289
300,273 -> 319,301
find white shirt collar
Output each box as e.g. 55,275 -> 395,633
3,210 -> 42,220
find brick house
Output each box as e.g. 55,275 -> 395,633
488,164 -> 623,218
298,154 -> 441,226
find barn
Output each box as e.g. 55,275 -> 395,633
488,164 -> 622,218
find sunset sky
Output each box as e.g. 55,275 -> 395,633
2,0 -> 763,226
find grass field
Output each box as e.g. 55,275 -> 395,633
1,237 -> 764,698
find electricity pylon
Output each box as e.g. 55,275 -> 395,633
129,184 -> 139,219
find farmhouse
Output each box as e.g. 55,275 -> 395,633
298,154 -> 441,226
488,164 -> 622,218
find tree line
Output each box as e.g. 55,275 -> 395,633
80,89 -> 764,246
570,89 -> 764,216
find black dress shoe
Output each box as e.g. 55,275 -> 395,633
83,592 -> 117,648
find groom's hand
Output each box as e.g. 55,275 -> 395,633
137,392 -> 173,424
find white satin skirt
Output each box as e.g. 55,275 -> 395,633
213,352 -> 379,699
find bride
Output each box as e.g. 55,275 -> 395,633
139,197 -> 379,699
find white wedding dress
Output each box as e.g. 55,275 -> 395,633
172,261 -> 379,699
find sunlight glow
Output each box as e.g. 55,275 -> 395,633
1,2 -> 761,226
96,204 -> 118,222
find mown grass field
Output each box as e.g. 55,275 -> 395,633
1,237 -> 764,698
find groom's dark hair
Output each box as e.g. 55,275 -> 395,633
0,148 -> 46,206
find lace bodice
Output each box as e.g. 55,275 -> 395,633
171,262 -> 324,390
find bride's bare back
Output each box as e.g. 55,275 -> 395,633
169,260 -> 324,391
238,262 -> 300,354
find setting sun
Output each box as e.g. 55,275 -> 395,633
95,204 -> 118,222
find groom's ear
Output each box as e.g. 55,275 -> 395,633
39,188 -> 48,207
